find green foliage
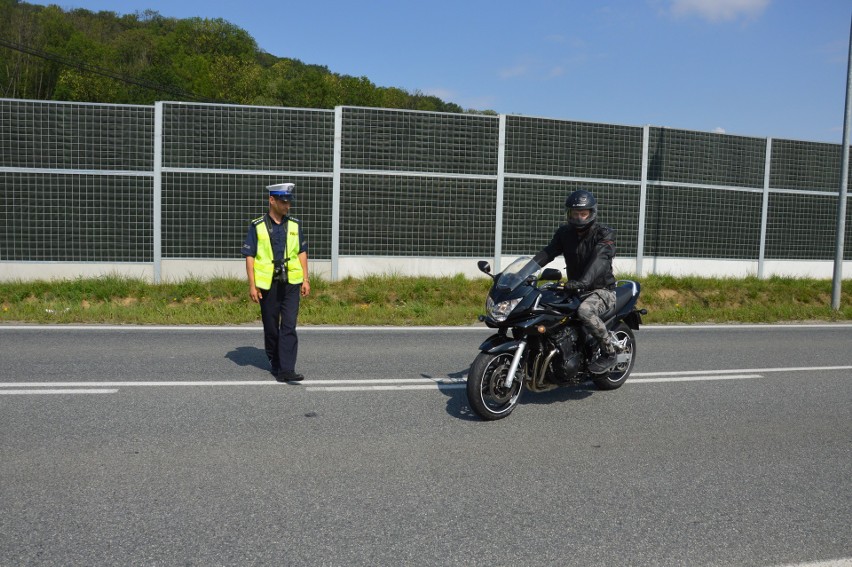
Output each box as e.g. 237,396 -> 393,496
0,274 -> 850,325
0,1 -> 488,112
637,274 -> 852,323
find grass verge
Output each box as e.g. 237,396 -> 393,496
0,274 -> 850,325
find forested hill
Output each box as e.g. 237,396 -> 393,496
0,0 -> 480,113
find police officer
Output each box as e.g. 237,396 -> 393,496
532,189 -> 618,374
242,182 -> 310,382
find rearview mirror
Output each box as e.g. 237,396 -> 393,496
477,261 -> 491,274
540,268 -> 562,281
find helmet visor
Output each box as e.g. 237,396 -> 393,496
567,208 -> 593,221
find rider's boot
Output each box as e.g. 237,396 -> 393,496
588,336 -> 618,374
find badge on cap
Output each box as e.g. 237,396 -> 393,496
267,182 -> 295,201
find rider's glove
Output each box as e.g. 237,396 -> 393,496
564,280 -> 584,293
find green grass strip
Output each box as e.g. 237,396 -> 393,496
0,274 -> 850,325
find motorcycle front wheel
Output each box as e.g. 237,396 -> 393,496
466,351 -> 524,420
591,322 -> 636,390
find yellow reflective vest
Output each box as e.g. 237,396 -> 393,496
252,216 -> 304,290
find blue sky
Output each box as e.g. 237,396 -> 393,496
26,0 -> 852,143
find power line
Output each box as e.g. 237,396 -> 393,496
0,35 -> 222,103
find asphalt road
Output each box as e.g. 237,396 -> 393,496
1,324 -> 851,566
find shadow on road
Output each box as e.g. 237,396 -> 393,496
518,384 -> 595,405
224,345 -> 269,372
436,367 -> 597,422
439,386 -> 480,421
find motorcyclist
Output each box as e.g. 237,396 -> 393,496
532,190 -> 618,374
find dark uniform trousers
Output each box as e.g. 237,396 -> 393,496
259,279 -> 301,373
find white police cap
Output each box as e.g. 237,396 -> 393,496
267,182 -> 295,201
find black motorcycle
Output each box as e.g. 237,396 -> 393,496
467,256 -> 646,421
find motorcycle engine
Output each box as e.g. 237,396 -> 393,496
552,327 -> 582,383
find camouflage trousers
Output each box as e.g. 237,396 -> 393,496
576,289 -> 617,346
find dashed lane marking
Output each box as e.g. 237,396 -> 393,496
0,366 -> 848,394
0,389 -> 118,395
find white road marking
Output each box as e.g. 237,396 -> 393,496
0,381 -> 281,388
306,378 -> 466,385
773,559 -> 852,567
629,374 -> 763,383
632,366 -> 852,376
306,384 -> 467,392
0,366 -> 847,394
0,389 -> 118,395
305,374 -> 769,391
2,323 -> 852,332
0,325 -> 492,332
0,378 -> 465,388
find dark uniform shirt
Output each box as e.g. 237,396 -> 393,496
241,215 -> 307,260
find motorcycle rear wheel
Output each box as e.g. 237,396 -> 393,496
591,322 -> 636,390
466,351 -> 524,420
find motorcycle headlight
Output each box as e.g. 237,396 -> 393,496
486,296 -> 522,322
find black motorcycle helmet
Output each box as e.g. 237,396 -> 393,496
565,189 -> 598,230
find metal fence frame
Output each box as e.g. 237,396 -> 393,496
1,98 -> 850,282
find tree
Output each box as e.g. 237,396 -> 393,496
339,75 -> 380,107
208,55 -> 263,104
0,0 -> 475,114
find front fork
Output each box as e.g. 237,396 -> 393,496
501,340 -> 527,389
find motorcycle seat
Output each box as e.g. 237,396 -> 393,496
601,283 -> 637,320
542,281 -> 638,316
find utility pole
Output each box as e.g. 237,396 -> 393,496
832,13 -> 852,310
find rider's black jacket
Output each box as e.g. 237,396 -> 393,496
533,222 -> 617,290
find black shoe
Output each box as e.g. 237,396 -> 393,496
588,351 -> 617,374
276,371 -> 305,383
